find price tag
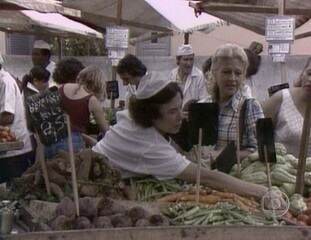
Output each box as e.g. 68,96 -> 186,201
272,54 -> 286,63
265,16 -> 295,42
268,43 -> 290,54
106,27 -> 129,48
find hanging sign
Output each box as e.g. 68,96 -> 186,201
106,27 -> 129,49
268,43 -> 291,54
265,16 -> 295,42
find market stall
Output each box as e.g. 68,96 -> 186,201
1,1 -> 311,239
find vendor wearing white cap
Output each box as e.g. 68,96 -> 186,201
28,40 -> 56,91
169,44 -> 209,108
92,72 -> 269,199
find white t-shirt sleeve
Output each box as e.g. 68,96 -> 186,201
0,73 -> 16,114
142,142 -> 191,180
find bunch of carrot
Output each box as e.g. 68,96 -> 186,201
157,188 -> 259,213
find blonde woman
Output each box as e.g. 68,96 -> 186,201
45,65 -> 109,159
205,43 -> 264,160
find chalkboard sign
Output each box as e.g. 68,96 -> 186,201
189,103 -> 218,146
256,118 -> 277,163
106,81 -> 119,100
26,87 -> 67,146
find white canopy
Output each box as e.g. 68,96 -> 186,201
145,0 -> 223,33
0,10 -> 103,38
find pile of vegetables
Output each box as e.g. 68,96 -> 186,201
48,197 -> 169,231
133,177 -> 183,201
230,143 -> 311,198
283,195 -> 311,226
0,126 -> 17,143
162,203 -> 276,226
9,149 -> 124,202
157,188 -> 259,213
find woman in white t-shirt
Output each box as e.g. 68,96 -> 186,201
263,57 -> 311,157
93,72 -> 269,200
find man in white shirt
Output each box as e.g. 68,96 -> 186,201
29,40 -> 56,91
0,54 -> 33,183
116,54 -> 147,107
169,44 -> 209,108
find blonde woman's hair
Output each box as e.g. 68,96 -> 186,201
76,65 -> 107,99
208,43 -> 249,101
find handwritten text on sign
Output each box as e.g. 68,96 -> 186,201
26,88 -> 67,145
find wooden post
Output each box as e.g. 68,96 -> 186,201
57,37 -> 63,61
184,33 -> 190,44
111,67 -> 116,109
116,0 -> 123,25
264,146 -> 272,189
278,0 -> 287,84
35,135 -> 51,195
295,103 -> 311,194
195,128 -> 203,204
65,114 -> 80,216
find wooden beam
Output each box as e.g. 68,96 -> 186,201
129,32 -> 173,45
69,11 -> 172,33
197,3 -> 278,14
295,31 -> 311,40
116,0 -> 123,25
193,2 -> 311,15
278,0 -> 285,15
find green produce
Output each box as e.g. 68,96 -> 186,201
133,177 -> 183,201
271,168 -> 296,185
275,143 -> 287,156
163,203 -> 276,226
280,183 -> 295,197
276,155 -> 286,164
241,172 -> 267,184
247,152 -> 259,162
290,194 -> 307,215
241,161 -> 266,177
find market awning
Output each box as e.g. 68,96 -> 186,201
0,10 -> 103,38
188,0 -> 311,37
60,0 -> 223,37
0,0 -> 62,12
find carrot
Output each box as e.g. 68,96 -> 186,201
212,190 -> 258,209
157,192 -> 185,202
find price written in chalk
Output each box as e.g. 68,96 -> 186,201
26,87 -> 67,145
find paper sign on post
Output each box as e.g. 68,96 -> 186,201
265,16 -> 295,42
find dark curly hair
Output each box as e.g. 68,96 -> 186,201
53,57 -> 85,84
116,54 -> 147,77
129,82 -> 182,128
244,49 -> 261,78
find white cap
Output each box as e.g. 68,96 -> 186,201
176,44 -> 194,56
136,72 -> 171,99
33,40 -> 51,50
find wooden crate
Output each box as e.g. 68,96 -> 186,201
0,141 -> 24,153
3,225 -> 311,240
